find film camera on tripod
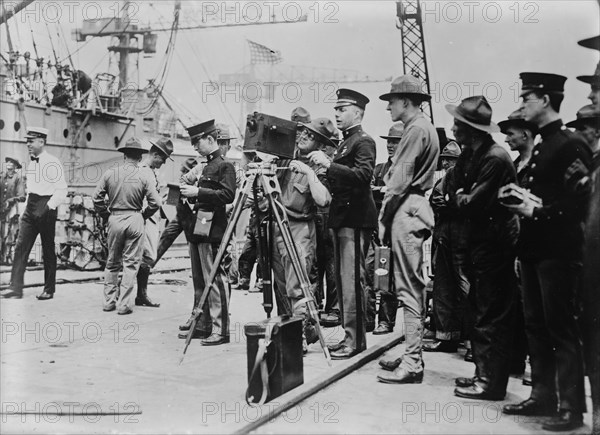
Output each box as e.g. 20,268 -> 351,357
180,112 -> 334,403
243,112 -> 300,160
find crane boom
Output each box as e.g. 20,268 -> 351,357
396,0 -> 434,123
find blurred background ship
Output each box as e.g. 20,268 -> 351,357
0,0 -> 422,271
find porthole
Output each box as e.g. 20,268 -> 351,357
0,119 -> 5,130
86,132 -> 92,142
63,129 -> 69,138
14,121 -> 20,131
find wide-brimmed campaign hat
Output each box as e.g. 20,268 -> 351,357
566,104 -> 600,129
577,62 -> 600,87
291,107 -> 311,123
445,96 -> 500,134
5,157 -> 22,169
379,75 -> 431,102
25,126 -> 49,139
440,141 -> 461,159
117,137 -> 148,154
380,122 -> 404,140
216,123 -> 234,141
180,157 -> 198,173
578,35 -> 600,51
301,118 -> 338,147
149,137 -> 174,161
498,109 -> 538,135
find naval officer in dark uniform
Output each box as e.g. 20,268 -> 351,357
178,120 -> 236,346
502,73 -> 592,432
309,89 -> 378,359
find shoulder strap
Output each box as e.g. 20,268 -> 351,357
245,319 -> 280,406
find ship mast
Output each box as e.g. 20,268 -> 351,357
117,0 -> 131,91
0,0 -> 35,25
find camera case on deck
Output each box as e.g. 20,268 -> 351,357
244,315 -> 304,403
374,246 -> 393,294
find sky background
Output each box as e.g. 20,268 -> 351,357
1,0 -> 599,161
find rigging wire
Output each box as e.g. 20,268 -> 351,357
57,23 -> 75,70
160,91 -> 196,130
44,22 -> 60,66
11,7 -> 22,50
56,2 -> 129,65
27,20 -> 40,60
161,88 -> 197,125
146,2 -> 241,136
135,3 -> 180,115
179,24 -> 243,137
88,50 -> 111,76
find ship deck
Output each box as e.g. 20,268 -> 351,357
0,250 -> 594,434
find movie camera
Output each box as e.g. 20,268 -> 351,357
243,112 -> 299,160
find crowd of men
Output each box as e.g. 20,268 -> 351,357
1,32 -> 598,434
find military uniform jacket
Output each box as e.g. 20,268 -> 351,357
277,156 -> 330,221
372,159 -> 392,213
518,120 -> 592,260
1,171 -> 25,215
453,137 -> 519,246
92,163 -> 161,221
179,149 -> 236,244
430,166 -> 468,245
326,125 -> 378,229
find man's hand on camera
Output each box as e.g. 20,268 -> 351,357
307,151 -> 331,169
289,160 -> 311,175
180,184 -> 199,198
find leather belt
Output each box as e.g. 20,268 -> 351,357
406,187 -> 426,196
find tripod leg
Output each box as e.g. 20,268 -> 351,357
260,176 -> 331,365
181,173 -> 255,362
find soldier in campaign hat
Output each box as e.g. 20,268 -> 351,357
270,117 -> 335,353
291,106 -> 311,124
135,137 -> 174,309
216,123 -> 233,156
443,96 -> 519,400
375,75 -> 439,384
178,119 -> 236,346
578,62 -> 600,110
566,104 -> 600,155
93,137 -> 161,314
4,157 -> 22,170
501,73 -> 592,431
2,126 -> 68,300
153,157 -> 200,270
308,88 -> 378,359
